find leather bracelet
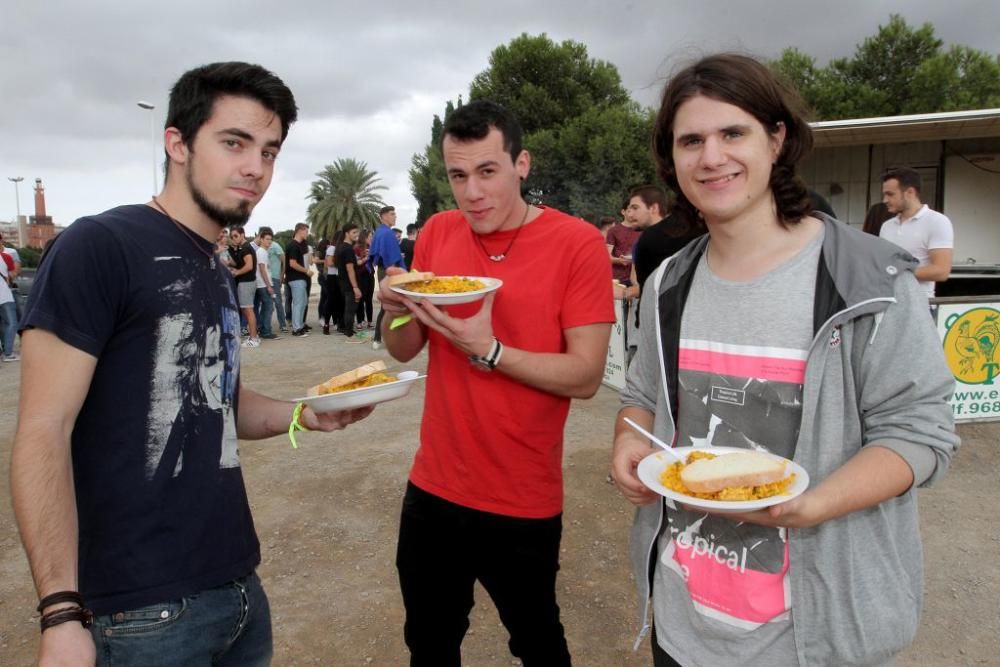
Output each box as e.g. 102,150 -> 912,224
40,607 -> 94,633
37,591 -> 83,613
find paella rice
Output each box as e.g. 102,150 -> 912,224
660,451 -> 795,501
402,277 -> 486,294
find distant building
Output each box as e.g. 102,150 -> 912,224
0,218 -> 24,247
24,178 -> 59,249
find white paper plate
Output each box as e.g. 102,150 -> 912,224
389,276 -> 502,305
637,446 -> 810,514
293,371 -> 425,412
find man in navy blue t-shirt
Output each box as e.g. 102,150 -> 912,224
10,62 -> 373,666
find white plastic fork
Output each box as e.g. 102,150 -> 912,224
623,417 -> 684,464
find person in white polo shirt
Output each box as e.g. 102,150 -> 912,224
879,166 -> 954,299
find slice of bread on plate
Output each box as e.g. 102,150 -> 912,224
307,360 -> 388,397
680,451 -> 787,494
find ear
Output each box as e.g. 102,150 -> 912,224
164,127 -> 190,167
770,121 -> 787,161
515,149 -> 531,181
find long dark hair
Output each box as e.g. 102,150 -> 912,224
652,53 -> 814,227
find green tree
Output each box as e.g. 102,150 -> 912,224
306,158 -> 386,241
409,100 -> 459,224
410,33 -> 662,223
15,246 -> 41,268
771,15 -> 999,120
907,46 -> 1000,113
469,33 -> 630,134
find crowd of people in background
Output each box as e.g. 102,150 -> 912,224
209,209 -> 419,351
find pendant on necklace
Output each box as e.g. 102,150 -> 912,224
488,254 -> 505,262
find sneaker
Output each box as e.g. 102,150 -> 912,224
322,324 -> 330,335
261,333 -> 280,340
241,328 -> 250,337
303,324 -> 313,332
2,354 -> 19,362
279,327 -> 289,333
346,335 -> 365,344
292,329 -> 309,337
241,338 -> 260,348
372,340 -> 383,351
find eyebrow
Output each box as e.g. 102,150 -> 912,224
447,159 -> 501,176
217,128 -> 282,149
675,124 -> 753,143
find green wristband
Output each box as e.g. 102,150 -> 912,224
288,402 -> 311,449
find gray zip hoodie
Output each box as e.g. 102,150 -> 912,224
622,216 -> 959,666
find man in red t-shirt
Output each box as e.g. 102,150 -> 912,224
378,100 -> 614,666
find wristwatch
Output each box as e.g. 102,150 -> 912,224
469,337 -> 503,372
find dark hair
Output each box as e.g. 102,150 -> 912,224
629,185 -> 670,216
316,239 -> 329,256
230,225 -> 245,236
294,222 -> 309,234
379,206 -> 395,215
882,166 -> 922,195
164,62 -> 298,176
258,226 -> 273,237
342,223 -> 358,234
442,100 -> 523,163
333,229 -> 346,245
652,53 -> 814,226
406,223 -> 417,234
598,216 -> 616,229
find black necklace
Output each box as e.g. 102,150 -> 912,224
475,203 -> 531,262
152,196 -> 217,269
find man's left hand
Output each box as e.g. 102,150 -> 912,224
299,405 -> 374,432
402,292 -> 495,358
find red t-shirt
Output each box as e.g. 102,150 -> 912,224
1,251 -> 14,273
605,223 -> 641,283
410,207 -> 615,518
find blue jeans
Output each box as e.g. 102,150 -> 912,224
289,280 -> 307,331
255,287 -> 273,336
89,572 -> 272,666
0,300 -> 17,356
271,278 -> 287,329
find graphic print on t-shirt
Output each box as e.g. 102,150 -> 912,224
663,338 -> 805,629
144,262 -> 241,480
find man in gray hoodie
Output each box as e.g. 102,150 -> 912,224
611,53 -> 958,667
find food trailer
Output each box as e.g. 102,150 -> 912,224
800,108 -> 1000,423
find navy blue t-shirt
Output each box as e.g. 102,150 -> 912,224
21,204 -> 260,615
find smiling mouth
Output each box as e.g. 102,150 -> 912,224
700,173 -> 739,185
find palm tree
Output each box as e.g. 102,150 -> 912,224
306,158 -> 387,241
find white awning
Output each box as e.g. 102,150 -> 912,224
810,108 -> 1000,148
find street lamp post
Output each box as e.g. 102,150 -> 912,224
7,176 -> 24,244
137,101 -> 158,196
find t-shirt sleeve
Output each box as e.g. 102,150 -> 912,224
560,228 -> 616,329
20,219 -> 128,358
927,215 -> 954,250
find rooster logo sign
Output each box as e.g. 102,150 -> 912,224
943,307 -> 1000,384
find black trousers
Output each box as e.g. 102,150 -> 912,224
337,281 -> 357,336
395,482 -> 571,667
320,275 -> 343,327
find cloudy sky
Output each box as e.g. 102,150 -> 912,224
2,0 -> 997,234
